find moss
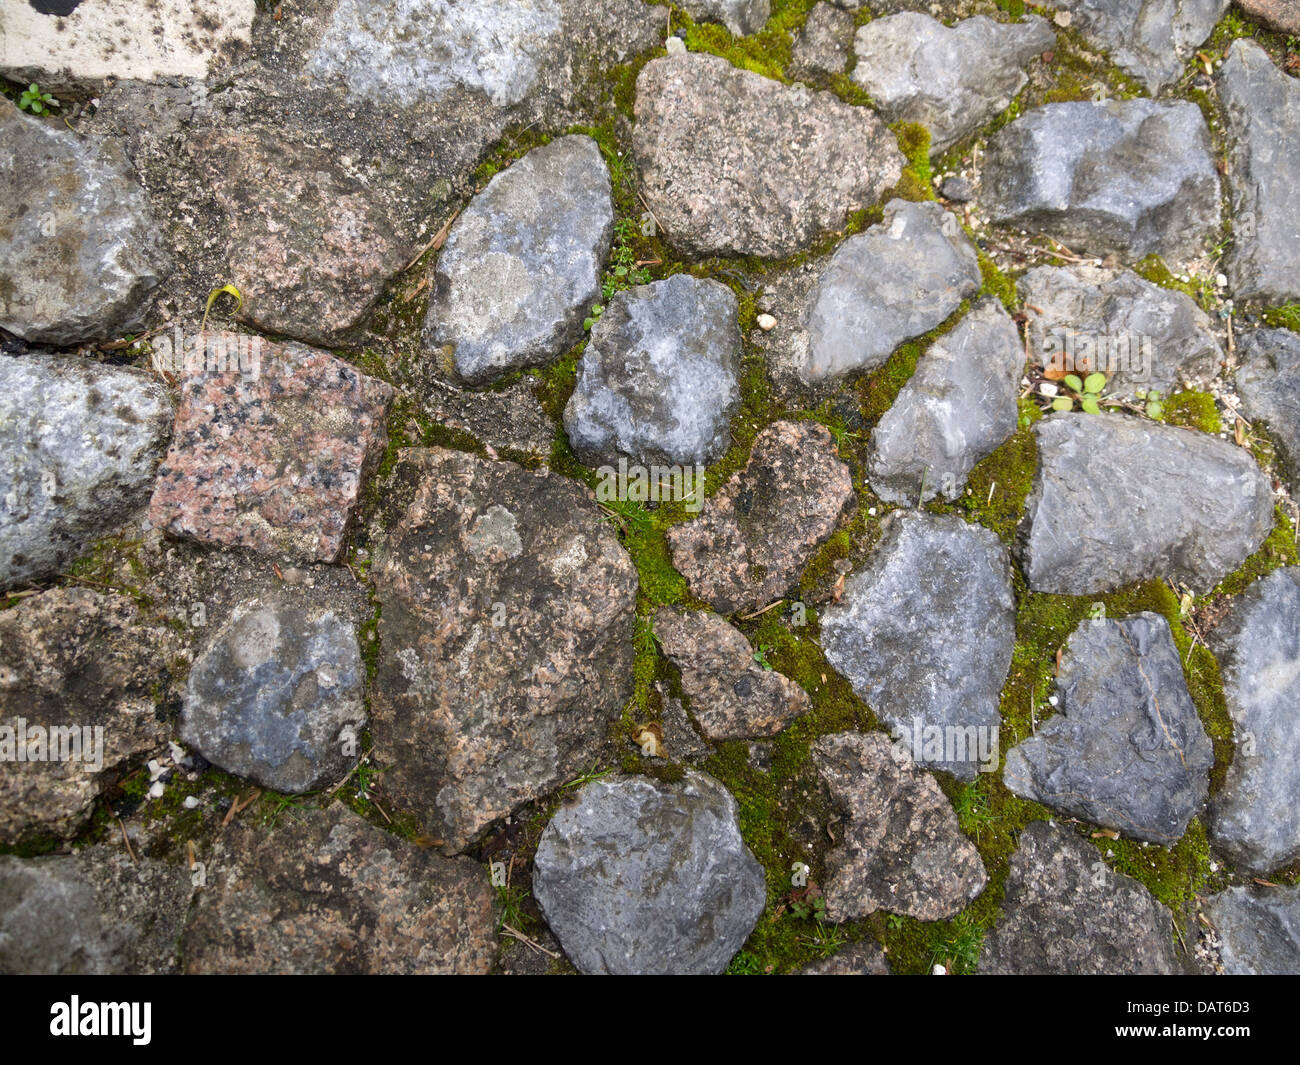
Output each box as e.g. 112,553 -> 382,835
1162,390 -> 1222,434
1260,303 -> 1300,333
856,301 -> 969,422
1204,505 -> 1298,600
977,250 -> 1019,313
950,400 -> 1041,544
1133,254 -> 1217,311
677,0 -> 819,82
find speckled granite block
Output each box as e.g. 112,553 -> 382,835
147,332 -> 393,562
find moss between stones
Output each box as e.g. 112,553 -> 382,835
1163,390 -> 1222,434
1261,304 -> 1300,333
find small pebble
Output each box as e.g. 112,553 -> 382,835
666,36 -> 686,55
183,796 -> 201,810
148,781 -> 165,800
756,313 -> 777,331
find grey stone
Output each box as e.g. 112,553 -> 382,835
1236,328 -> 1300,493
820,512 -> 1015,781
668,420 -> 855,614
1208,568 -> 1300,874
1020,413 -> 1274,594
867,298 -> 1024,505
851,13 -> 1054,153
564,275 -> 742,467
0,354 -> 172,590
680,0 -> 771,36
0,849 -> 192,975
180,595 -> 366,794
1219,39 -> 1300,304
982,99 -> 1220,263
370,448 -> 638,853
1204,884 -> 1300,975
1066,0 -> 1229,92
802,199 -> 981,384
791,3 -> 856,79
940,175 -> 975,203
811,732 -> 988,921
183,803 -> 497,974
423,135 -> 613,385
978,821 -> 1180,974
1020,264 -> 1224,401
800,940 -> 892,974
0,104 -> 168,344
532,771 -> 765,974
654,607 -> 811,740
1003,613 -> 1213,844
633,52 -> 903,258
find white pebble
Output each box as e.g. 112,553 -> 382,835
932,964 -> 948,975
148,781 -> 165,800
666,36 -> 686,55
1039,382 -> 1059,397
756,313 -> 777,331
183,796 -> 201,810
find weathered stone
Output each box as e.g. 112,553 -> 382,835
420,376 -> 557,460
1219,39 -> 1300,304
654,607 -> 811,740
633,52 -> 903,258
180,594 -> 366,794
668,420 -> 854,614
183,803 -> 497,974
147,333 -> 394,564
800,940 -> 892,974
811,732 -> 988,922
563,275 -> 741,466
0,848 -> 192,975
680,0 -> 770,35
1020,413 -> 1274,594
0,589 -> 175,846
867,298 -> 1024,504
532,771 -> 765,974
1236,328 -> 1300,493
1208,568 -> 1300,874
1065,0 -> 1229,91
978,821 -> 1180,974
0,0 -> 255,88
1204,884 -> 1300,975
791,3 -> 856,79
803,199 -> 981,383
982,99 -> 1220,263
424,135 -> 613,385
940,175 -> 974,203
0,354 -> 172,588
0,105 -> 168,344
1020,264 -> 1224,401
1236,0 -> 1300,33
851,13 -> 1054,152
370,449 -> 638,853
820,513 -> 1014,781
1004,613 -> 1213,844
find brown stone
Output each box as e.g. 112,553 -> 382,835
1237,0 -> 1300,34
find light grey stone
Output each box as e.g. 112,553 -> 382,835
1236,327 -> 1300,494
1065,0 -> 1229,91
1204,884 -> 1300,975
867,298 -> 1024,504
790,3 -> 856,79
1020,413 -> 1274,594
532,771 -> 766,974
423,135 -> 613,385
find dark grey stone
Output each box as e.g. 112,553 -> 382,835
1204,884 -> 1300,975
1236,327 -> 1300,494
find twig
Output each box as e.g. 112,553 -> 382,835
740,599 -> 785,620
403,208 -> 461,272
501,924 -> 559,958
118,817 -> 137,863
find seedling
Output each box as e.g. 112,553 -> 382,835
19,84 -> 59,115
1051,372 -> 1107,414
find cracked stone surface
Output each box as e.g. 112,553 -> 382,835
1203,884 -> 1300,975
1236,327 -> 1300,495
1065,0 -> 1229,92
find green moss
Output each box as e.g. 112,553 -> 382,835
856,302 -> 969,421
1163,391 -> 1222,434
977,250 -> 1019,313
678,0 -> 818,82
1204,506 -> 1298,599
1261,303 -> 1300,333
1133,255 -> 1217,311
951,401 -> 1041,544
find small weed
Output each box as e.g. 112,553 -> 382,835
1050,372 -> 1108,414
19,83 -> 59,115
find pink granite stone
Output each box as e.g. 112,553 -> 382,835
148,332 -> 393,562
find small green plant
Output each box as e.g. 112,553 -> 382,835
582,303 -> 603,330
19,83 -> 59,115
1136,388 -> 1165,420
1051,372 -> 1108,414
752,644 -> 775,671
952,782 -> 1001,843
586,219 -> 652,330
495,881 -> 532,932
931,913 -> 985,974
788,894 -> 828,921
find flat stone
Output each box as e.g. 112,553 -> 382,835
800,940 -> 892,974
851,13 -> 1054,153
1020,264 -> 1224,401
0,105 -> 168,344
803,199 -> 982,383
1236,328 -> 1300,493
180,594 -> 366,794
1208,568 -> 1300,874
1,354 -> 172,589
424,135 -> 612,385
811,732 -> 988,922
1204,884 -> 1300,975
1020,413 -> 1274,594
0,848 -> 192,975
147,333 -> 394,564
820,512 -> 1015,781
633,52 -> 903,258
370,448 -> 638,853
1065,0 -> 1229,92
668,420 -> 855,614
680,0 -> 771,35
978,821 -> 1180,974
532,771 -> 765,974
654,607 -> 811,740
982,99 -> 1220,263
1236,0 -> 1300,33
867,298 -> 1024,504
0,589 -> 175,846
1219,39 -> 1300,304
183,803 -> 496,974
0,0 -> 255,88
790,3 -> 856,79
940,175 -> 974,203
1004,612 -> 1213,844
563,275 -> 741,466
